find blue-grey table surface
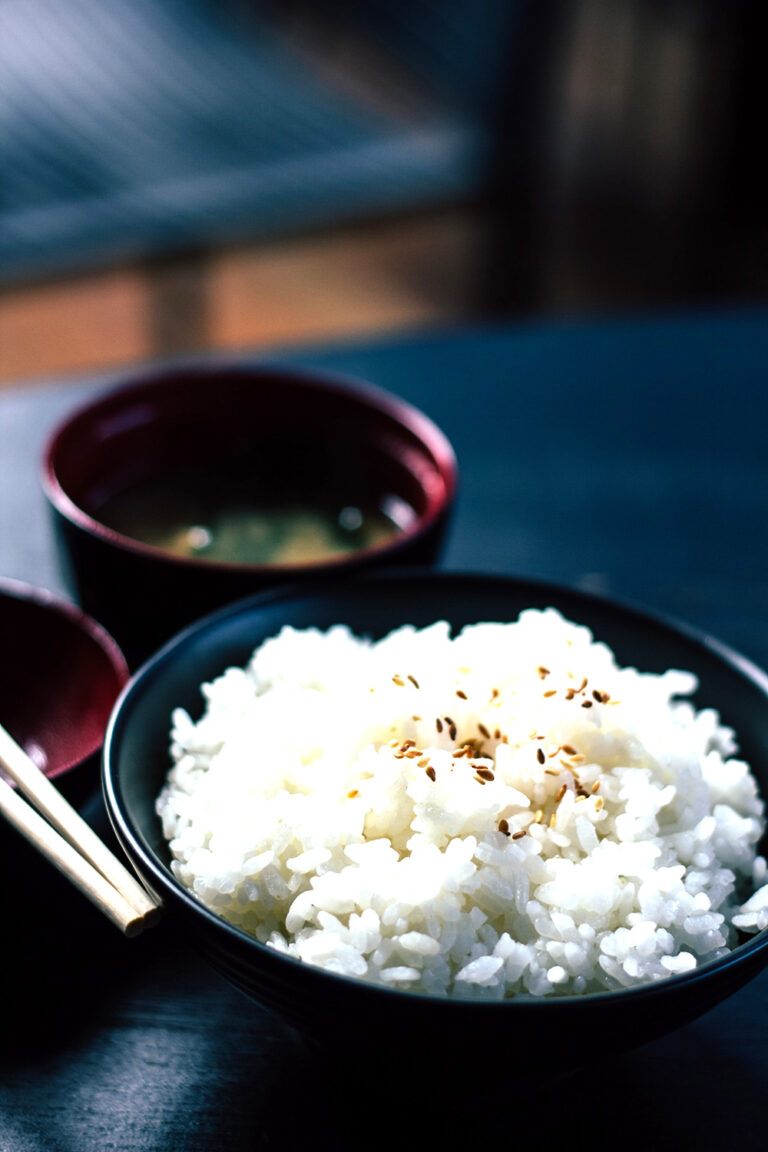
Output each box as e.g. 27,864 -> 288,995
1,306 -> 767,1150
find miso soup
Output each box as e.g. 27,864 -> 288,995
95,469 -> 407,565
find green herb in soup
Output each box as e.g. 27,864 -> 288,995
96,475 -> 404,564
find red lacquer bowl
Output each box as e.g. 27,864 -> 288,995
0,578 -> 129,800
42,362 -> 458,666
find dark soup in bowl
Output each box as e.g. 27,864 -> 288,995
94,462 -> 409,565
42,364 -> 457,664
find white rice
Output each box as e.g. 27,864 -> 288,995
156,610 -> 768,998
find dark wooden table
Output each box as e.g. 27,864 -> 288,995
2,308 -> 768,1150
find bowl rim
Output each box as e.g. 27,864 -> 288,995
103,569 -> 768,1012
0,576 -> 130,779
41,361 -> 458,575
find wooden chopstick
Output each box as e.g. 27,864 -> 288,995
0,722 -> 161,935
0,777 -> 151,936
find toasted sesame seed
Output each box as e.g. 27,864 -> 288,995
592,690 -> 603,702
591,780 -> 601,793
408,674 -> 420,689
512,830 -> 526,840
534,809 -> 544,824
473,774 -> 487,786
478,723 -> 491,740
570,754 -> 586,763
543,689 -> 557,697
401,739 -> 415,750
581,700 -> 593,709
448,722 -> 457,741
556,784 -> 567,802
595,795 -> 604,811
347,789 -> 359,798
544,768 -> 560,776
491,687 -> 500,699
549,812 -> 557,828
494,728 -> 502,740
436,718 -> 443,734
426,766 -> 437,782
456,689 -> 467,700
405,749 -> 421,759
412,715 -> 422,722
536,747 -> 546,765
561,744 -> 577,756
418,757 -> 429,768
388,738 -> 400,748
537,666 -> 550,679
476,767 -> 495,781
392,675 -> 405,686
498,818 -> 510,836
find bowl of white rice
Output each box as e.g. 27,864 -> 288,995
103,572 -> 768,1076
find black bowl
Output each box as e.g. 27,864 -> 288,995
103,572 -> 768,1080
42,363 -> 457,667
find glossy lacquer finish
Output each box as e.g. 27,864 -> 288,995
42,364 -> 457,666
104,571 -> 768,1083
0,578 -> 128,802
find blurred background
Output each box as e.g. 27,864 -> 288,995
1,0 -> 766,385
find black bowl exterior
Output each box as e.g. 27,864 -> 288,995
103,572 -> 768,1071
